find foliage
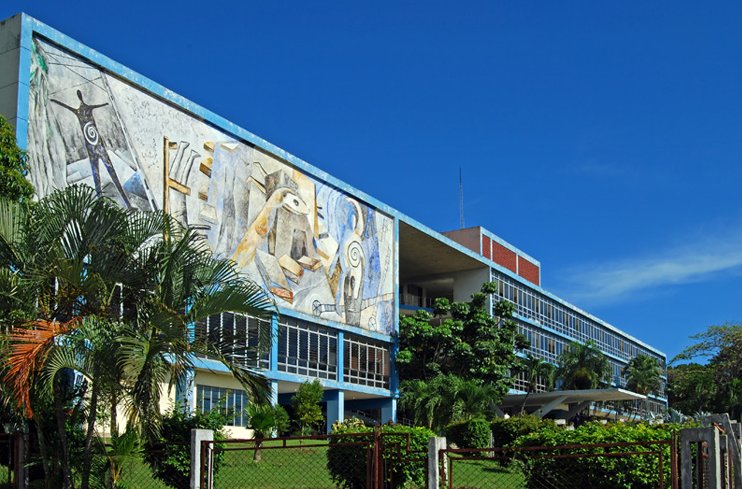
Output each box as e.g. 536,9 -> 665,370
0,185 -> 275,488
398,286 -> 527,429
671,323 -> 742,417
556,340 -> 611,390
327,420 -> 434,489
0,115 -> 33,202
91,428 -> 140,489
399,374 -> 498,432
291,380 -> 325,435
398,287 -> 528,385
273,405 -> 291,436
623,354 -> 661,395
445,417 -> 491,449
247,403 -> 289,462
490,415 -> 556,448
143,408 -> 226,489
514,421 -> 685,489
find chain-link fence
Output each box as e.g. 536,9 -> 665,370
440,440 -> 677,489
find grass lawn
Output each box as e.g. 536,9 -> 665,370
446,457 -> 527,489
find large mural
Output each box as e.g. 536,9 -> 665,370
26,38 -> 395,334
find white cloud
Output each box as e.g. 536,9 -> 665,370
555,232 -> 742,306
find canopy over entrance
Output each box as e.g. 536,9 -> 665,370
500,388 -> 647,418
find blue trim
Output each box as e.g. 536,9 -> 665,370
267,370 -> 391,397
14,13 -> 32,150
276,306 -> 393,343
336,330 -> 345,385
399,304 -> 432,312
481,227 -> 541,266
393,217 -> 400,334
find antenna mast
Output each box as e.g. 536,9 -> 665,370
459,167 -> 465,229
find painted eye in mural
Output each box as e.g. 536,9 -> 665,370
281,191 -> 310,215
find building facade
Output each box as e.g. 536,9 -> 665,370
0,14 -> 666,434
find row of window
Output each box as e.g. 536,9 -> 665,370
195,312 -> 391,389
517,322 -> 667,398
492,271 -> 665,369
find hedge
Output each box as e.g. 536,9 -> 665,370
491,415 -> 556,447
327,420 -> 435,489
445,418 -> 491,448
513,422 -> 684,489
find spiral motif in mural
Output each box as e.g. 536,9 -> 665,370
83,121 -> 99,146
347,240 -> 363,268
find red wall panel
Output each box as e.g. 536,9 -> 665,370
518,256 -> 540,285
482,236 -> 491,259
492,241 -> 517,273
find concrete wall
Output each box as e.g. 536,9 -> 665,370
0,15 -> 21,125
452,267 -> 490,303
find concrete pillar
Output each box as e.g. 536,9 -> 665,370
269,380 -> 279,406
190,429 -> 213,489
176,367 -> 196,414
270,315 -> 279,372
428,436 -> 447,489
336,330 -> 345,383
325,390 -> 345,433
680,427 -> 721,489
380,398 -> 396,424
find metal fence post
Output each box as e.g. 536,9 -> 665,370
190,429 -> 213,489
428,436 -> 446,489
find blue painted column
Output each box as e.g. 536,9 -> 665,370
336,330 -> 345,384
380,398 -> 396,424
270,314 -> 279,372
325,389 -> 345,433
269,380 -> 279,406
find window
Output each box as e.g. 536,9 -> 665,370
194,312 -> 270,369
277,318 -> 338,380
344,334 -> 390,389
196,385 -> 249,426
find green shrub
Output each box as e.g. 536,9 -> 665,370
491,415 -> 555,447
513,422 -> 684,489
327,420 -> 435,489
143,409 -> 227,489
445,418 -> 491,448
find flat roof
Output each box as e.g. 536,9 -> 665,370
501,388 -> 647,409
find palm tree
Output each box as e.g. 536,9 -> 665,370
556,341 -> 610,390
623,354 -> 661,395
1,185 -> 275,488
247,403 -> 278,462
519,353 -> 556,413
623,354 -> 661,420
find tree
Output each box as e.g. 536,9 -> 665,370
518,353 -> 556,413
671,323 -> 742,417
0,185 -> 275,488
291,380 -> 324,435
0,115 -> 33,202
398,283 -> 528,387
247,403 -> 286,461
397,286 -> 528,430
623,354 -> 661,395
556,340 -> 610,390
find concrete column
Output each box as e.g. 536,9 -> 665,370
428,436 -> 447,489
270,315 -> 279,372
325,389 -> 345,433
680,427 -> 721,489
176,368 -> 196,414
380,398 -> 396,424
336,330 -> 345,384
269,380 -> 279,406
190,428 -> 213,489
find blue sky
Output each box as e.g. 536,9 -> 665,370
3,1 -> 741,361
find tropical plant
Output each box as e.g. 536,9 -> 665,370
247,403 -> 279,461
0,185 -> 275,488
623,354 -> 661,395
0,115 -> 33,202
291,380 -> 325,435
518,353 -> 556,413
556,340 -> 611,390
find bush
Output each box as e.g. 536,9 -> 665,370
327,420 -> 435,489
445,418 -> 491,448
513,422 -> 684,489
491,415 -> 555,447
143,409 -> 227,489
